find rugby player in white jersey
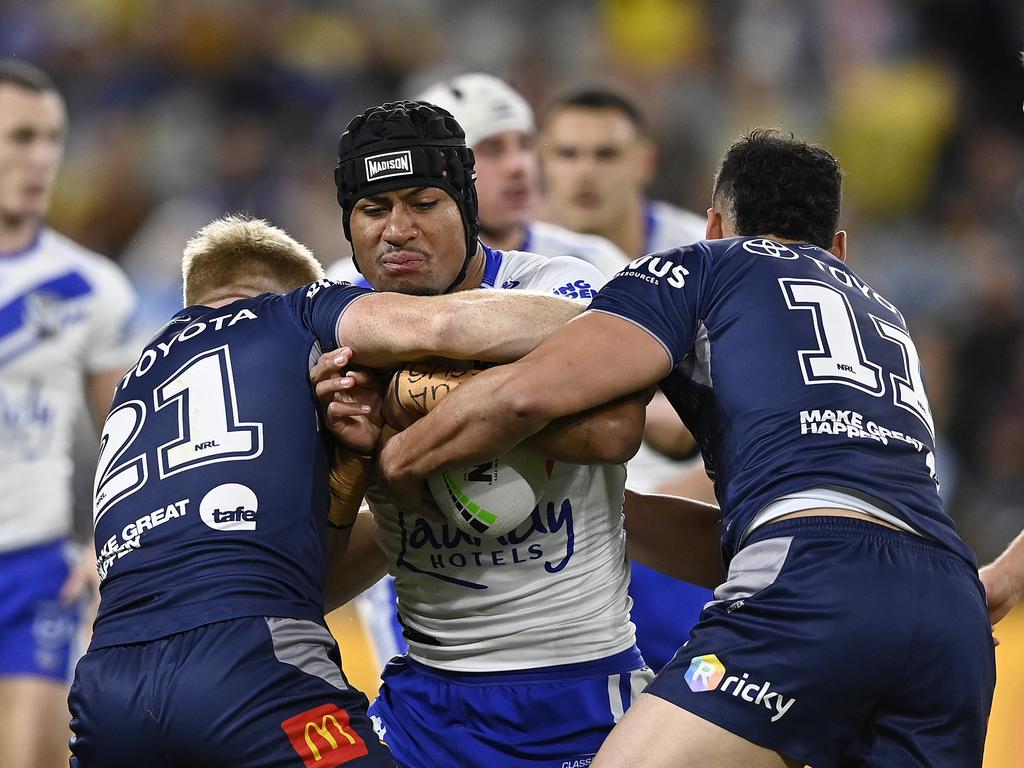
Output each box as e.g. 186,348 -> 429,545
541,86 -> 718,670
327,74 -> 631,671
320,100 -> 721,767
0,59 -> 138,767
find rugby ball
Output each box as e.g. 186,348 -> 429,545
427,448 -> 553,537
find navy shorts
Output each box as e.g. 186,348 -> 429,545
646,517 -> 995,768
69,616 -> 395,768
370,646 -> 653,767
0,539 -> 81,681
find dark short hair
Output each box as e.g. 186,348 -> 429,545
0,58 -> 57,94
543,86 -> 648,135
712,129 -> 841,250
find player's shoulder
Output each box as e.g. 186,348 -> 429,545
527,221 -> 625,260
646,200 -> 707,252
325,257 -> 372,288
494,247 -> 605,296
39,228 -> 133,290
526,221 -> 626,278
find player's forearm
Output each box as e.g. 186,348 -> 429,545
324,511 -> 388,613
642,394 -> 698,460
623,489 -> 724,589
381,363 -> 554,482
339,291 -> 584,369
523,395 -> 646,465
428,290 -> 585,363
87,369 -> 125,431
987,531 -> 1024,597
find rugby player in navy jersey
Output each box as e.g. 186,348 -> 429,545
67,212 -> 590,768
379,129 -> 996,767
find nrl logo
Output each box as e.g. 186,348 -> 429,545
364,150 -> 413,181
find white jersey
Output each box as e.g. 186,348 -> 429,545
368,246 -> 634,672
644,199 -> 707,256
519,220 -> 626,278
0,228 -> 138,552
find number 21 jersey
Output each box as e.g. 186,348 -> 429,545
89,281 -> 369,649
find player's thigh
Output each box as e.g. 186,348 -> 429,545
68,645 -> 169,768
592,693 -> 800,768
161,617 -> 394,768
0,676 -> 71,768
842,551 -> 995,768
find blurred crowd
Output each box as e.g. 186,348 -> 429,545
2,0 -> 1022,560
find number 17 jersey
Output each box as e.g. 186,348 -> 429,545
588,236 -> 975,567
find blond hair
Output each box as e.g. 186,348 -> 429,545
182,215 -> 325,305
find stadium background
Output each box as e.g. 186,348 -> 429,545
2,0 -> 1022,763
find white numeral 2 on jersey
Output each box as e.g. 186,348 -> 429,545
93,345 -> 263,522
780,279 -> 935,439
94,401 -> 148,525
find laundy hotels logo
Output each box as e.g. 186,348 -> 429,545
364,150 -> 413,181
684,654 -> 796,722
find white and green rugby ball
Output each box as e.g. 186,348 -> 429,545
427,448 -> 553,537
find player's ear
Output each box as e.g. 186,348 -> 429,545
829,230 -> 848,262
706,208 -> 724,240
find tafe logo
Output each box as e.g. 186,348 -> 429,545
684,654 -> 796,722
199,483 -> 258,531
364,150 -> 413,181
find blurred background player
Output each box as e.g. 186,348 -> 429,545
322,99 -> 721,767
328,73 -> 626,284
0,59 -> 138,768
541,86 -> 706,266
541,84 -> 716,670
70,212 -> 586,767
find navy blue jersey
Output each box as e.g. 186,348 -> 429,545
90,280 -> 370,648
589,237 -> 974,566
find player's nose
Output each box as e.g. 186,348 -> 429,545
382,206 -> 417,243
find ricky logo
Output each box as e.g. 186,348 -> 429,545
364,150 -> 413,181
684,654 -> 796,722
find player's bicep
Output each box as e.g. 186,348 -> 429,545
507,310 -> 673,421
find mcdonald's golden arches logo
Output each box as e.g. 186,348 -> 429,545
281,703 -> 368,767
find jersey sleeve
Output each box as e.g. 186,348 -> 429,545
84,262 -> 141,373
512,255 -> 609,295
286,279 -> 374,350
586,244 -> 711,366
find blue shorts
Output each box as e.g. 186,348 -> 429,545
627,562 -> 710,671
69,616 -> 395,768
370,647 -> 653,768
0,539 -> 81,681
646,517 -> 995,767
